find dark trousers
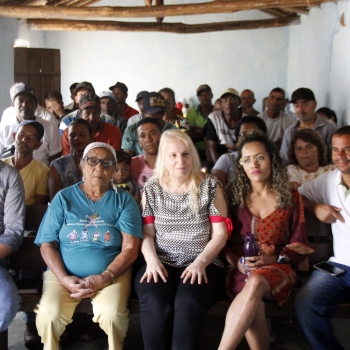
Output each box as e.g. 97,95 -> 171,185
133,262 -> 225,350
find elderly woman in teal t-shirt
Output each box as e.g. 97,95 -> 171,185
34,142 -> 142,350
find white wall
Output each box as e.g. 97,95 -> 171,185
0,18 -> 45,114
287,1 -> 350,126
2,1 -> 349,125
43,8 -> 289,111
0,17 -> 18,113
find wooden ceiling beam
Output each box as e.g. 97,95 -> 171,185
261,9 -> 290,17
27,16 -> 300,33
0,0 -> 332,19
283,6 -> 309,15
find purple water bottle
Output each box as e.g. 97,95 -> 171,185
243,234 -> 259,257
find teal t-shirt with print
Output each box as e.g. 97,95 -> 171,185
35,183 -> 142,278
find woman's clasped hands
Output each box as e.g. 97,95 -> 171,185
238,252 -> 278,274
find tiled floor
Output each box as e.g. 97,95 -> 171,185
8,312 -> 350,349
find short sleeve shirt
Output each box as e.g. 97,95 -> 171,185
35,184 -> 142,278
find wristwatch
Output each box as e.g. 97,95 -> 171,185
277,255 -> 286,264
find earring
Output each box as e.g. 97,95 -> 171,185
110,178 -> 114,183
82,176 -> 85,182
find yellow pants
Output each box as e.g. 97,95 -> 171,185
35,269 -> 132,350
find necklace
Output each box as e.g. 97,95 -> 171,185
83,186 -> 106,222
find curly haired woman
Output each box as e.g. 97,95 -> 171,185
218,132 -> 314,350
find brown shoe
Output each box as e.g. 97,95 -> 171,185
24,322 -> 41,345
81,321 -> 104,340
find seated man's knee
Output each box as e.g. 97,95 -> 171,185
0,270 -> 21,332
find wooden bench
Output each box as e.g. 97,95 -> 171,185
1,206 -> 350,349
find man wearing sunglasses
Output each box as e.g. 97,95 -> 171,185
61,93 -> 122,155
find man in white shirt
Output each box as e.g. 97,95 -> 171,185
0,83 -> 61,166
295,125 -> 350,350
1,83 -> 56,125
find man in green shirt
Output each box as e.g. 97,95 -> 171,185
122,92 -> 176,156
186,85 -> 213,161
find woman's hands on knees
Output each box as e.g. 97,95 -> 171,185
141,259 -> 169,283
181,262 -> 208,284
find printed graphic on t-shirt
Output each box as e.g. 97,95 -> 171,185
65,213 -> 115,245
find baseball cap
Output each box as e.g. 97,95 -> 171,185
99,91 -> 116,101
10,83 -> 37,103
76,81 -> 95,94
135,91 -> 149,102
220,88 -> 240,99
143,92 -> 166,114
16,120 -> 44,141
109,82 -> 128,94
79,93 -> 100,111
290,88 -> 316,103
197,84 -> 212,96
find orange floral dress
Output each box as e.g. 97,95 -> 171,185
227,190 -> 314,306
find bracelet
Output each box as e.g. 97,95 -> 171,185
103,269 -> 116,284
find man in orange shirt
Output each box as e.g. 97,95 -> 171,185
61,93 -> 121,155
109,81 -> 138,120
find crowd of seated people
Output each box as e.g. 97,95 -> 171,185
0,80 -> 349,350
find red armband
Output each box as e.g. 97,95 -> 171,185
142,216 -> 155,224
209,216 -> 233,239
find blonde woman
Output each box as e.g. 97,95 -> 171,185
133,129 -> 231,350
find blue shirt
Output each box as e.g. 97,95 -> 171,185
0,161 -> 25,267
35,183 -> 142,278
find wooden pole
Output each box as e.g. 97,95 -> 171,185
155,0 -> 164,23
0,0 -> 332,19
27,17 -> 300,33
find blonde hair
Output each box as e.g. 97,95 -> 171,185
153,129 -> 203,212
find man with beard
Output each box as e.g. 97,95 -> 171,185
0,83 -> 61,166
295,126 -> 350,350
206,88 -> 242,165
131,118 -> 162,194
280,88 -> 336,164
2,120 -> 49,205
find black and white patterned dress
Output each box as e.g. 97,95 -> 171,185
142,174 -> 224,269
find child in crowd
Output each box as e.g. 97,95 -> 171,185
113,150 -> 140,203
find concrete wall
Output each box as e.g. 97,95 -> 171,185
1,1 -> 349,125
0,18 -> 45,114
0,17 -> 18,113
287,1 -> 350,125
44,10 -> 289,112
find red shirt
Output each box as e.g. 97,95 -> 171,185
61,121 -> 122,155
124,104 -> 139,120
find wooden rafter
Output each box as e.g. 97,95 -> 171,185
0,0 -> 333,19
283,6 -> 309,15
262,9 -> 291,17
27,16 -> 300,33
